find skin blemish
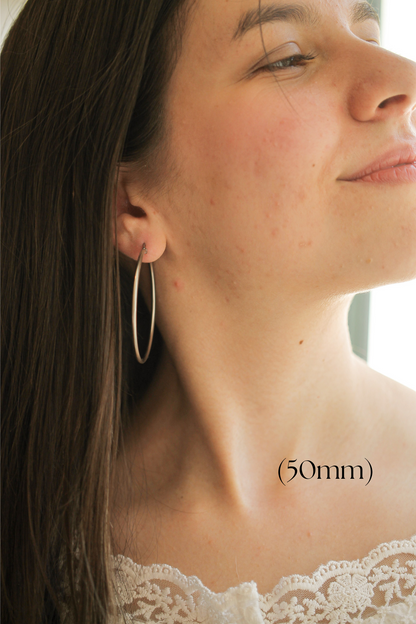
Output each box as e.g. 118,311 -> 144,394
299,240 -> 313,248
366,258 -> 373,264
299,340 -> 304,345
174,279 -> 185,291
210,198 -> 215,205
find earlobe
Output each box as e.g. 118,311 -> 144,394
115,212 -> 150,261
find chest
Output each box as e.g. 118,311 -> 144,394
110,476 -> 416,595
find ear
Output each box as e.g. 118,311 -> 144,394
113,168 -> 166,263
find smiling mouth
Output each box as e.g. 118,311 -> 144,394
346,162 -> 416,183
339,143 -> 416,183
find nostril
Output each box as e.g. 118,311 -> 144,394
378,94 -> 407,108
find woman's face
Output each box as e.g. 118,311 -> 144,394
149,0 -> 416,299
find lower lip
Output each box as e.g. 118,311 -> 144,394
347,163 -> 416,183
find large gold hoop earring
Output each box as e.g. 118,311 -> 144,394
132,243 -> 156,364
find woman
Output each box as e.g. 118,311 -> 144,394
2,0 -> 416,621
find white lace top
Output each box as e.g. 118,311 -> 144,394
109,534 -> 416,623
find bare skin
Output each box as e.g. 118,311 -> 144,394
110,0 -> 416,594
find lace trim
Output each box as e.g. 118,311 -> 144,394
110,534 -> 416,623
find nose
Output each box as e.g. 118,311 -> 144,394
347,43 -> 416,128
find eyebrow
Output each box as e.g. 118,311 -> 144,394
232,1 -> 380,42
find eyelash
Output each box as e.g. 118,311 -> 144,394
259,53 -> 317,73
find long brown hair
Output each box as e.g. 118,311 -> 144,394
1,0 -> 195,621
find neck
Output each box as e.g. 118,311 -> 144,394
125,263 -> 372,511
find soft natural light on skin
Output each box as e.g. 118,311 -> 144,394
367,0 -> 416,392
1,0 -> 415,391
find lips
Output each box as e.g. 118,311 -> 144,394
340,143 -> 416,182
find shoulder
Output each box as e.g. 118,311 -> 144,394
352,354 -> 416,478
356,355 -> 416,490
375,369 -> 416,471
353,353 -> 416,428
367,362 -> 416,432
350,357 -> 416,535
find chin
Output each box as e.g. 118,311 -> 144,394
345,262 -> 416,294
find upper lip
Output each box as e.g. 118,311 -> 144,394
340,142 -> 416,181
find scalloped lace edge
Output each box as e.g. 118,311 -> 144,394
110,533 -> 416,600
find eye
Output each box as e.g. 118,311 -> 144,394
258,53 -> 317,74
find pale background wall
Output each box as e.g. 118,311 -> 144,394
367,0 -> 416,391
1,0 -> 24,45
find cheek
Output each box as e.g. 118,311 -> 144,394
168,85 -> 344,285
202,103 -> 306,187
186,88 -> 337,208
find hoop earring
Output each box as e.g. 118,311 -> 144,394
132,243 -> 156,364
